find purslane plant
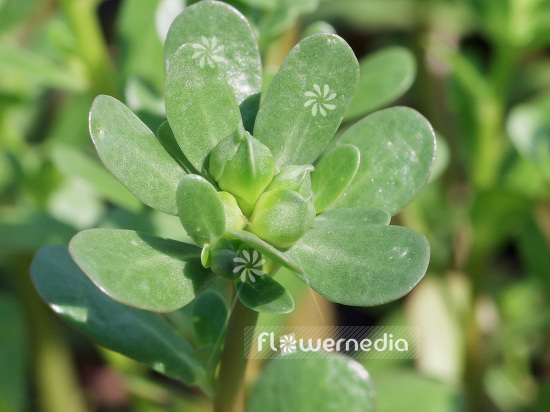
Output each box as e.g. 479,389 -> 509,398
30,0 -> 435,408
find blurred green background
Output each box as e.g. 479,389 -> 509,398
1,0 -> 549,410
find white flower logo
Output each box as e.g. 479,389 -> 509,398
233,249 -> 265,283
191,36 -> 224,68
304,84 -> 337,117
279,334 -> 297,355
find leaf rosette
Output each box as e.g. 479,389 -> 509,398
31,0 -> 436,385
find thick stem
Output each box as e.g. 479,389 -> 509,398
214,297 -> 259,412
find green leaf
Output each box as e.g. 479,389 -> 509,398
254,33 -> 359,167
236,275 -> 294,314
507,94 -> 550,181
301,21 -> 337,38
0,210 -> 75,256
314,207 -> 391,229
345,46 -> 416,120
290,223 -> 430,306
165,43 -> 243,171
51,146 -> 143,212
248,354 -> 375,412
117,0 -> 165,93
47,178 -> 105,230
69,229 -> 215,312
30,246 -> 205,387
192,290 -> 227,346
192,344 -> 221,383
258,0 -> 319,46
0,294 -> 28,412
334,107 -> 436,215
0,44 -> 85,91
125,76 -> 165,120
89,95 -> 187,215
373,369 -> 458,412
156,121 -> 197,173
0,0 -> 38,33
176,175 -> 226,246
311,144 -> 360,213
427,133 -> 450,182
229,229 -> 303,274
165,0 -> 262,131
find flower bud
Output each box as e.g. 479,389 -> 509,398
209,238 -> 240,280
209,128 -> 276,215
250,189 -> 315,249
219,191 -> 247,232
266,165 -> 314,200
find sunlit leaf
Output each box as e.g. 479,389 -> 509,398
89,95 -> 187,215
69,229 -> 215,312
165,0 -> 262,131
248,353 -> 375,411
334,107 -> 436,215
254,33 -> 359,167
31,245 -> 206,387
165,43 -> 242,171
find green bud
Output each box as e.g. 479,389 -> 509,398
266,165 -> 314,200
209,128 -> 276,215
219,191 -> 247,232
209,238 -> 240,280
250,189 -> 316,249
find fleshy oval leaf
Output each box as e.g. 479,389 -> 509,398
334,107 -> 436,215
192,290 -> 227,347
164,0 -> 262,131
290,223 -> 430,306
311,144 -> 360,213
69,229 -> 215,312
507,94 -> 550,181
51,145 -> 143,213
165,43 -> 242,171
248,354 -> 375,412
176,174 -> 226,247
89,95 -> 187,215
30,245 -> 204,386
314,207 -> 391,229
345,46 -> 416,120
254,33 -> 359,167
156,121 -> 196,173
236,275 -> 295,314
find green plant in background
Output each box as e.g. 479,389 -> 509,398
7,0 -> 549,411
29,1 -> 435,410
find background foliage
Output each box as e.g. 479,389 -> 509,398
1,0 -> 549,410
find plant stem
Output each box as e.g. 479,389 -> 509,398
11,257 -> 87,412
57,0 -> 117,96
471,96 -> 503,190
214,296 -> 258,412
471,42 -> 518,190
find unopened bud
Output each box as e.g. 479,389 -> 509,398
219,191 -> 246,232
266,165 -> 314,200
209,128 -> 276,215
250,189 -> 315,249
209,238 -> 240,280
